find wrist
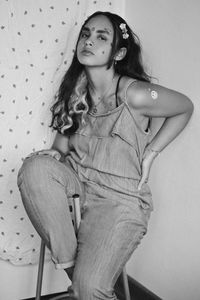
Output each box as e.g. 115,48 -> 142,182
146,148 -> 161,158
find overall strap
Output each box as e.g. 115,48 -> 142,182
124,78 -> 137,103
115,75 -> 123,102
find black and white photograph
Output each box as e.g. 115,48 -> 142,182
0,1 -> 199,299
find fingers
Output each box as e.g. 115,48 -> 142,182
26,150 -> 61,161
138,156 -> 152,190
138,181 -> 144,191
138,176 -> 149,190
53,151 -> 61,160
26,151 -> 39,158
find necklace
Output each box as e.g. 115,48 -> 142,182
89,76 -> 116,114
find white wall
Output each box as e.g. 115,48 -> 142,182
0,259 -> 70,300
125,1 -> 200,300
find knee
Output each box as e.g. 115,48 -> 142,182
17,154 -> 57,187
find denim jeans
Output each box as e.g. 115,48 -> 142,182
17,154 -> 150,300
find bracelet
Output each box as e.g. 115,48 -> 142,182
148,148 -> 161,156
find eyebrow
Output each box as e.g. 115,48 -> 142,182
82,26 -> 111,35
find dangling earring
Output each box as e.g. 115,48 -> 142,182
114,60 -> 117,66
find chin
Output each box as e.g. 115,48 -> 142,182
78,55 -> 92,65
78,59 -> 98,68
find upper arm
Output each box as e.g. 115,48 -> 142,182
51,132 -> 69,155
126,81 -> 194,118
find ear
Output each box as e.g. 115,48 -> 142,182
114,47 -> 127,61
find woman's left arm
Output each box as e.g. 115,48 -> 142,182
127,81 -> 194,189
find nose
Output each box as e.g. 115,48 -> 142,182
85,39 -> 93,47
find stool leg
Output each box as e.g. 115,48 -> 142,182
73,194 -> 81,231
122,267 -> 131,300
36,240 -> 46,300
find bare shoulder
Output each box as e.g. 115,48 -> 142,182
125,79 -> 193,117
126,80 -> 176,108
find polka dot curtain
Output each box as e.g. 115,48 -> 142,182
0,0 -> 125,266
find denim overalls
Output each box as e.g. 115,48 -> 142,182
18,78 -> 153,300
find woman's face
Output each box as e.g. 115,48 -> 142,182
77,15 -> 114,68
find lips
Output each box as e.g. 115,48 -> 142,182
81,49 -> 94,55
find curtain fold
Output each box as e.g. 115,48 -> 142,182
0,0 -> 125,266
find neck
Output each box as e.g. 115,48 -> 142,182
85,66 -> 116,94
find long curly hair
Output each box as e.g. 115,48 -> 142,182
50,11 -> 151,136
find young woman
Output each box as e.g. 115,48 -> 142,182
17,11 -> 193,300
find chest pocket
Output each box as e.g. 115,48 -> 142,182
88,107 -> 142,177
69,106 -> 145,178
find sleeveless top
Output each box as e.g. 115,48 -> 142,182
66,78 -> 153,210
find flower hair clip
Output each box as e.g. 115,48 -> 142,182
119,23 -> 129,39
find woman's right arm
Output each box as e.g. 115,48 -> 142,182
27,132 -> 69,161
51,132 -> 69,160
